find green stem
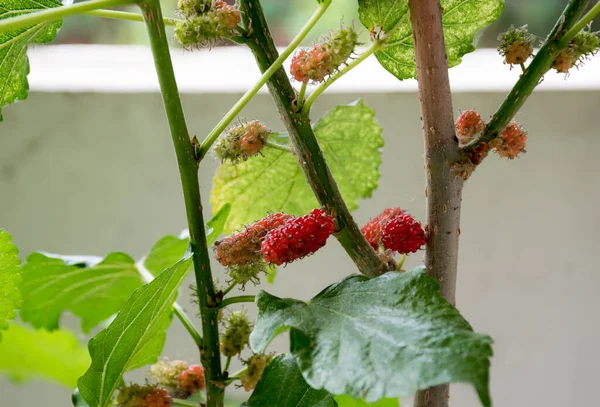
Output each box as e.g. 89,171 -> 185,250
0,0 -> 130,34
196,0 -> 331,160
240,0 -> 388,278
136,260 -> 203,348
264,140 -> 294,153
462,0 -> 588,158
222,281 -> 237,297
302,42 -> 382,113
397,254 -> 407,271
218,295 -> 256,308
225,367 -> 247,385
139,2 -> 224,406
82,9 -> 180,25
296,82 -> 308,110
223,356 -> 232,372
560,1 -> 600,46
173,398 -> 202,407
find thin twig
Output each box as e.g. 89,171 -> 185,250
218,295 -> 255,308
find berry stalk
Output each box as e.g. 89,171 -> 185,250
82,9 -> 181,25
139,2 -> 224,406
239,0 -> 389,277
461,0 -> 588,158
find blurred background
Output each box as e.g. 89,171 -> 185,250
2,0 -> 600,407
57,0 -> 600,46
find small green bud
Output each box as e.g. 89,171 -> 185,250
213,120 -> 271,164
228,262 -> 265,288
220,309 -> 252,357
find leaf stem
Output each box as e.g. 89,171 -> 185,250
218,295 -> 255,308
0,0 -> 131,34
139,2 -> 224,406
302,42 -> 382,113
462,0 -> 588,158
396,254 -> 406,271
560,1 -> 600,46
82,9 -> 180,26
239,0 -> 388,278
264,140 -> 294,153
196,0 -> 331,160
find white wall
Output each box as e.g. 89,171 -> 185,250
1,46 -> 599,407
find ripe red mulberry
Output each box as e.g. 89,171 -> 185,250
382,214 -> 427,254
261,209 -> 334,265
361,207 -> 404,250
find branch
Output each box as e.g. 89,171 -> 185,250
461,0 -> 588,157
0,0 -> 131,34
218,295 -> 256,308
139,2 -> 224,406
239,0 -> 389,278
408,0 -> 462,406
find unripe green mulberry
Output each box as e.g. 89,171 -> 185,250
553,25 -> 599,74
240,353 -> 274,392
213,120 -> 271,164
220,309 -> 252,357
175,1 -> 241,47
150,359 -> 189,390
497,25 -> 534,66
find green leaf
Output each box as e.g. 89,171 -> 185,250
251,268 -> 493,406
78,256 -> 193,407
241,354 -> 336,407
144,204 -> 231,275
0,0 -> 62,121
0,323 -> 90,387
211,100 -> 383,232
0,229 -> 22,341
335,395 -> 399,407
20,252 -> 143,333
358,0 -> 504,80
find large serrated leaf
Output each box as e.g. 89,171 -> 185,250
20,252 -> 143,333
0,229 -> 22,341
358,0 -> 504,80
211,100 -> 383,233
251,268 -> 493,406
78,256 -> 193,407
0,323 -> 90,387
0,0 -> 62,121
241,354 -> 336,407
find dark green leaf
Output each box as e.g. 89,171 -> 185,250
241,354 -> 336,407
144,204 -> 231,275
0,0 -> 62,121
358,0 -> 504,80
0,323 -> 90,387
20,252 -> 142,333
78,256 -> 193,407
211,100 -> 383,233
0,229 -> 21,341
251,268 -> 493,406
335,395 -> 399,407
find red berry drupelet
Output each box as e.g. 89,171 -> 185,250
261,209 -> 335,265
455,110 -> 485,145
176,365 -> 205,395
143,388 -> 173,407
361,207 -> 404,250
382,214 -> 427,254
493,122 -> 527,159
117,384 -> 172,407
215,212 -> 293,267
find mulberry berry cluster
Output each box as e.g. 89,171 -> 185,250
117,384 -> 173,407
261,209 -> 335,265
290,27 -> 359,83
149,359 -> 206,398
492,122 -> 527,159
213,120 -> 271,164
175,0 -> 241,47
240,353 -> 274,392
552,26 -> 599,74
220,309 -> 252,357
497,25 -> 535,66
361,208 -> 426,255
455,110 -> 486,146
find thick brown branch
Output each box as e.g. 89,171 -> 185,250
408,0 -> 462,406
238,0 -> 388,277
